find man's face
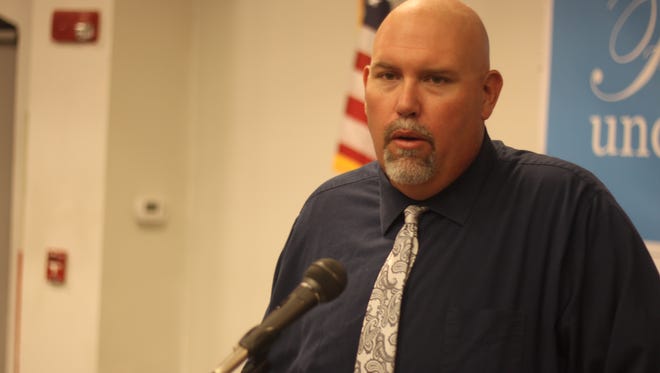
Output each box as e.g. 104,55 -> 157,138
363,5 -> 500,199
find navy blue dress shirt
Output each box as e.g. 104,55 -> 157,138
259,134 -> 660,372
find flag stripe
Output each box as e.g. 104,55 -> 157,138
340,115 -> 375,158
355,51 -> 371,71
356,27 -> 376,55
338,143 -> 373,165
346,96 -> 367,124
349,70 -> 365,101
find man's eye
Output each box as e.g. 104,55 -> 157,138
424,75 -> 448,84
376,72 -> 398,80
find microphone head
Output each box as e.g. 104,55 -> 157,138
304,258 -> 347,303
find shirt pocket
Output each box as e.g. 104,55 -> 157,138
441,307 -> 525,372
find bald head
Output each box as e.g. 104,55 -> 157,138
374,0 -> 491,74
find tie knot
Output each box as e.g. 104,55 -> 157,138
404,205 -> 428,224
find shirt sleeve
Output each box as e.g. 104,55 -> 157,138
559,189 -> 660,373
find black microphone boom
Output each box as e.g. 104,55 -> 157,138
212,258 -> 347,373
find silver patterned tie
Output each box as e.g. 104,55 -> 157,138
354,205 -> 428,373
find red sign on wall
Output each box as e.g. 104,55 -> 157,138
46,250 -> 67,284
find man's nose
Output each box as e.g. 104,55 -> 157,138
395,80 -> 420,118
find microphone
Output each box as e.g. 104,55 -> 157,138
212,258 -> 347,373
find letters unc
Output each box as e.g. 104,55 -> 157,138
588,0 -> 659,158
590,115 -> 660,157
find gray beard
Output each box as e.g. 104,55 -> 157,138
382,119 -> 436,185
384,148 -> 435,185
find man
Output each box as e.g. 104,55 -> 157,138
253,0 -> 660,371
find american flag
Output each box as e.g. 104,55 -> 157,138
333,0 -> 405,173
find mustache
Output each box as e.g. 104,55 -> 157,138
384,118 -> 435,147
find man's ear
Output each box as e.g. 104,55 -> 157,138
481,69 -> 503,120
363,65 -> 371,114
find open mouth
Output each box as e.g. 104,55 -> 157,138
388,129 -> 432,148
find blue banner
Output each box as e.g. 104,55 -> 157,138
547,0 -> 660,241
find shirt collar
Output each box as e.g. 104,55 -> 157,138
378,131 -> 496,234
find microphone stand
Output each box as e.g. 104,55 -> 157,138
211,346 -> 247,373
211,326 -> 273,373
240,357 -> 269,373
211,347 -> 269,373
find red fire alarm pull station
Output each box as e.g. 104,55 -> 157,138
46,250 -> 67,284
52,10 -> 100,43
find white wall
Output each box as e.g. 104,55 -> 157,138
467,0 -> 550,152
98,0 -> 191,371
17,0 -> 113,372
1,0 -> 197,370
183,1 -> 358,370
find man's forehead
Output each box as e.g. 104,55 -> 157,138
372,30 -> 461,66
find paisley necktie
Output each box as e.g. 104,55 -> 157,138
355,205 -> 428,373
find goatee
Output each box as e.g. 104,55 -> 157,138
383,118 -> 436,185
